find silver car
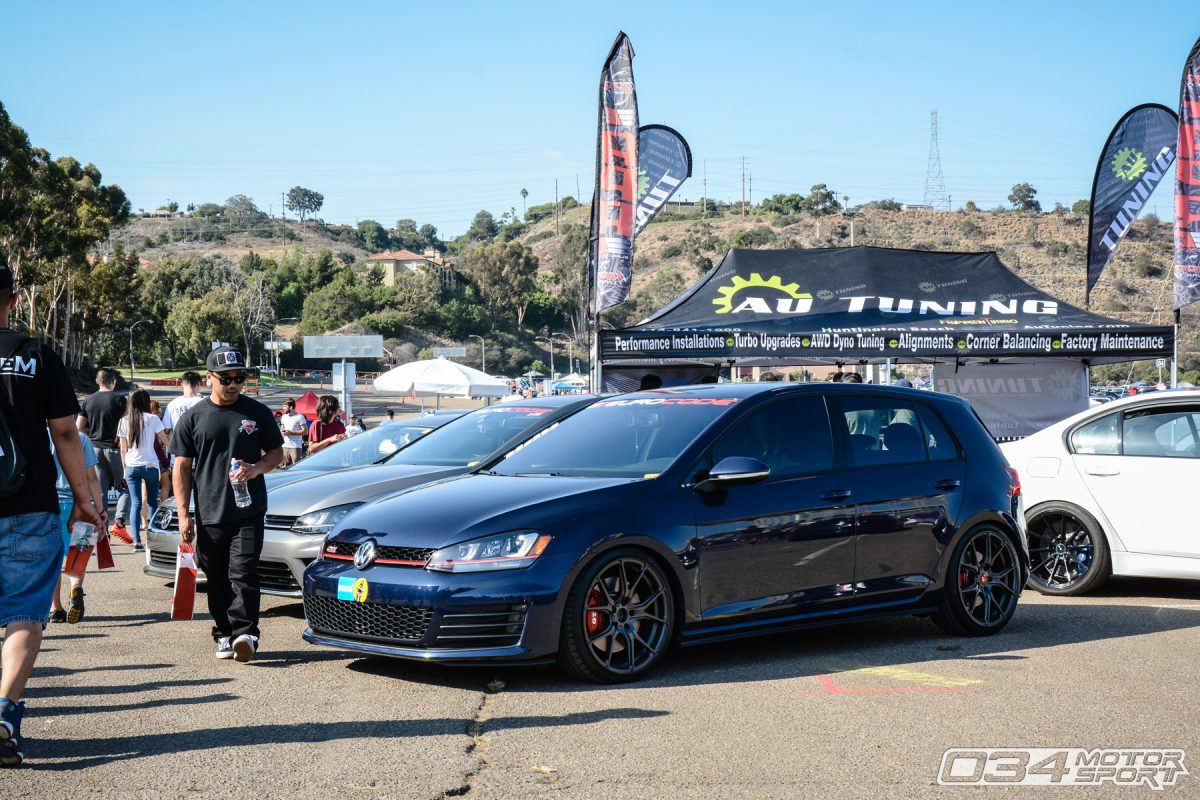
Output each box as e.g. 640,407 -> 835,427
145,413 -> 460,594
145,397 -> 597,595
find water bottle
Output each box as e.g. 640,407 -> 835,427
229,458 -> 253,508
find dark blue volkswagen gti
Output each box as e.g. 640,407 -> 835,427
302,383 -> 1027,682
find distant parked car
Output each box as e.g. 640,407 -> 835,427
304,383 -> 1026,682
1001,390 -> 1200,595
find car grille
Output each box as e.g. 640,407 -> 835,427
324,540 -> 433,566
151,510 -> 297,532
432,604 -> 528,649
258,559 -> 300,591
304,595 -> 433,642
149,548 -> 176,570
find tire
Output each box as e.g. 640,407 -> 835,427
933,525 -> 1022,636
1024,502 -> 1111,596
558,548 -> 676,683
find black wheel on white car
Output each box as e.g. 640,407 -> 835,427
1025,502 -> 1110,596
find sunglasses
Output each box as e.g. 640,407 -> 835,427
213,373 -> 247,386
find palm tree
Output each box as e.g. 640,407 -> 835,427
520,188 -> 528,218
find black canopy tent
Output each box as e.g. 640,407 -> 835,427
600,246 -> 1173,369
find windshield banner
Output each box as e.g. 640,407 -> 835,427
1175,36 -> 1200,309
1087,104 -> 1177,302
589,33 -> 640,312
634,125 -> 692,238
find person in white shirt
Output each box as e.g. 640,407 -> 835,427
162,371 -> 205,435
117,389 -> 169,552
279,399 -> 308,466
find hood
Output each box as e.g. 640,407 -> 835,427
264,469 -> 318,491
265,462 -> 466,516
333,473 -> 648,549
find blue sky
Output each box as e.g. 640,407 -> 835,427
2,1 -> 1195,237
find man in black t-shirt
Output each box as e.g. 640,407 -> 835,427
0,258 -> 101,767
76,369 -> 129,528
170,347 -> 283,663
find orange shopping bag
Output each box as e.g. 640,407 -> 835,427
171,542 -> 198,620
63,521 -> 97,578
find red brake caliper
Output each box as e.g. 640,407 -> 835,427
959,569 -> 972,589
586,586 -> 606,636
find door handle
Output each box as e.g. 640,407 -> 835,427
934,479 -> 961,490
1084,468 -> 1120,477
821,489 -> 852,501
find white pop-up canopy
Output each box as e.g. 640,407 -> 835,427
374,358 -> 508,398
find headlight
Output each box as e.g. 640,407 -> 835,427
426,530 -> 552,573
291,503 -> 364,535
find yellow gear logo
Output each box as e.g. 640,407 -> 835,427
713,273 -> 811,314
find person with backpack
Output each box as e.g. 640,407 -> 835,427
0,257 -> 102,767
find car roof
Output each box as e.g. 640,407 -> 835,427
619,381 -> 956,402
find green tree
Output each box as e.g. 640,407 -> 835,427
964,200 -> 979,212
223,194 -> 263,226
805,184 -> 841,216
458,240 -> 538,328
870,198 -> 903,212
1071,199 -> 1091,215
547,224 -> 590,338
393,218 -> 420,250
760,193 -> 806,215
465,210 -> 499,243
1008,183 -> 1041,212
285,186 -> 324,223
167,287 -> 241,362
357,219 -> 389,252
520,187 -> 528,216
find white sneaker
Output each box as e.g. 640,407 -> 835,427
232,634 -> 259,663
215,637 -> 234,660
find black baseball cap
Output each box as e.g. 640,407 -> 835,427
206,346 -> 246,373
0,254 -> 13,292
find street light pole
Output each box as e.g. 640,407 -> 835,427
129,319 -> 150,390
468,334 -> 486,373
552,332 -> 574,375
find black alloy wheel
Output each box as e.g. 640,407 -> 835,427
933,526 -> 1021,636
559,549 -> 675,683
1025,502 -> 1111,596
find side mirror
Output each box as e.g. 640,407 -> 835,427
693,456 -> 770,492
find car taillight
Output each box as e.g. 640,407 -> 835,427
1006,466 -> 1021,499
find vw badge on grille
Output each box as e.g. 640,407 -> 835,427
354,538 -> 378,570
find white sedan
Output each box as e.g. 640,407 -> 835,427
1000,390 -> 1200,595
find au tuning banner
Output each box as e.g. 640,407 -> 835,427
590,33 -> 639,313
633,125 -> 692,238
1087,104 -> 1177,302
1175,36 -> 1200,309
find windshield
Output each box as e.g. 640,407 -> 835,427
389,405 -> 558,466
489,395 -> 738,478
296,424 -> 433,470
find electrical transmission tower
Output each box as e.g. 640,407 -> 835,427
924,110 -> 949,211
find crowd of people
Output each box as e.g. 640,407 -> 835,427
0,254 -> 405,768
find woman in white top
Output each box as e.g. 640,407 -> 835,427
117,389 -> 169,551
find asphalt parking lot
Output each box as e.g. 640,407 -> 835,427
2,544 -> 1197,800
